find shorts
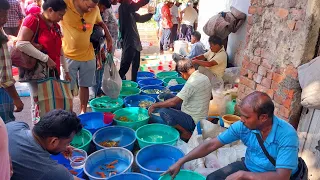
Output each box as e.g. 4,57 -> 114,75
66,58 -> 96,90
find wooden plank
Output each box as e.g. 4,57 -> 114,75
300,109 -> 320,180
298,108 -> 315,155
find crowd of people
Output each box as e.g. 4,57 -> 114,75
0,0 -> 304,179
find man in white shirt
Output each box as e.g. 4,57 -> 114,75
170,0 -> 181,49
148,59 -> 212,141
192,36 -> 227,78
179,2 -> 198,42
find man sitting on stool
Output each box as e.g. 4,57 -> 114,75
148,59 -> 212,140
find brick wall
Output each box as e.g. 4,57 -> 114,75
237,0 -> 319,122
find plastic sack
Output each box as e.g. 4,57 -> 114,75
222,67 -> 240,85
102,55 -> 122,99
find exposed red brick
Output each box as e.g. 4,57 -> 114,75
253,73 -> 263,83
272,73 -> 284,83
248,16 -> 253,25
266,89 -> 275,99
258,66 -> 268,76
295,20 -> 304,31
238,84 -> 246,93
283,89 -> 295,99
252,56 -> 262,65
245,86 -> 255,95
284,65 -> 298,79
272,66 -> 284,74
254,48 -> 261,56
248,63 -> 259,72
240,68 -> 248,76
261,58 -> 273,69
248,70 -> 254,79
275,8 -> 289,19
256,84 -> 268,92
251,0 -> 258,5
274,93 -> 285,105
290,9 -> 305,21
257,7 -> 263,15
261,78 -> 272,88
280,105 -> 291,119
267,72 -> 273,79
248,6 -> 257,14
240,76 -> 256,89
283,98 -> 293,109
271,81 -> 279,91
287,20 -> 296,30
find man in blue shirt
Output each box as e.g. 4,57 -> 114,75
172,31 -> 206,63
163,91 -> 299,180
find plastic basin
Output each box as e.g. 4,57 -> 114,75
163,77 -> 186,86
135,124 -> 179,148
156,71 -> 178,80
124,95 -> 156,108
70,129 -> 92,152
84,148 -> 134,180
150,109 -> 165,124
136,144 -> 184,180
140,85 -> 166,101
78,112 -> 113,134
138,79 -> 163,88
122,80 -> 138,88
50,153 -> 84,178
120,87 -> 141,97
159,170 -> 205,180
113,107 -> 150,130
93,126 -> 136,151
168,84 -> 184,95
90,96 -> 124,113
108,173 -> 152,180
137,72 -> 155,82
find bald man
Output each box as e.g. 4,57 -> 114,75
163,91 -> 302,180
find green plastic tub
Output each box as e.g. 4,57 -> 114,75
156,71 -> 178,80
159,170 -> 205,180
120,87 -> 141,97
122,80 -> 138,88
70,129 -> 92,152
113,107 -> 149,130
89,96 -> 123,113
135,124 -> 179,148
163,77 -> 186,86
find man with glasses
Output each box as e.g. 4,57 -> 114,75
60,0 -> 113,114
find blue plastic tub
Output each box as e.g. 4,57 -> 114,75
138,79 -> 163,88
108,173 -> 152,180
50,153 -> 84,178
124,95 -> 156,108
93,126 -> 136,151
150,109 -> 164,124
136,144 -> 184,180
84,148 -> 134,180
137,72 -> 155,82
169,84 -> 184,95
140,85 -> 166,102
78,112 -> 113,134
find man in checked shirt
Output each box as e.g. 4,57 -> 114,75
3,0 -> 24,36
0,0 -> 24,123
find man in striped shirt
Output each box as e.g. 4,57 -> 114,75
0,1 -> 24,123
148,59 -> 211,140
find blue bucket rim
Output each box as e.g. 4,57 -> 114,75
135,144 -> 185,174
78,112 -> 113,128
83,147 -> 134,180
92,126 -> 137,150
158,170 -> 205,180
108,172 -> 153,180
140,85 -> 166,90
123,95 -> 156,104
138,78 -> 163,84
113,107 -> 150,124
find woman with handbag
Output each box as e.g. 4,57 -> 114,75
16,0 -> 70,124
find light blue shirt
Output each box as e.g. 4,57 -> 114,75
186,41 -> 206,59
217,116 -> 299,175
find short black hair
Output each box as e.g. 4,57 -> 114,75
208,35 -> 223,46
0,0 -> 10,10
240,91 -> 275,118
43,0 -> 67,11
99,0 -> 111,8
191,31 -> 201,41
176,58 -> 194,73
33,110 -> 82,139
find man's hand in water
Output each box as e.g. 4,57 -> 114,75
161,160 -> 183,179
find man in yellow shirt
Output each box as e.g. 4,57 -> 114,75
192,36 -> 227,78
60,0 -> 112,113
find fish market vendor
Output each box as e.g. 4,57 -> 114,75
148,59 -> 212,140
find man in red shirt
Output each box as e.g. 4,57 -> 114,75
160,0 -> 173,54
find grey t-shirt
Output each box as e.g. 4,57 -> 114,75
6,121 -> 74,180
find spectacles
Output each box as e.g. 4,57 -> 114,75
81,18 -> 86,32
